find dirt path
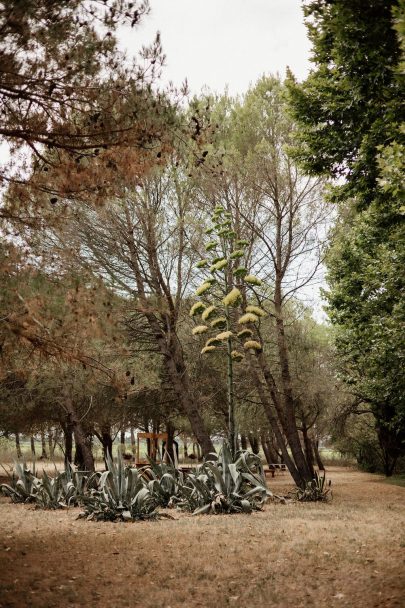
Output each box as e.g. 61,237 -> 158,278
0,467 -> 404,608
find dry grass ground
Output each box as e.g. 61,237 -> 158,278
0,467 -> 404,608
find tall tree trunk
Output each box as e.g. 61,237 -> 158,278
15,432 -> 22,458
30,436 -> 36,458
260,434 -> 279,465
273,289 -> 313,485
248,433 -> 259,455
240,434 -> 248,450
130,427 -> 136,455
164,421 -> 176,462
301,424 -> 315,477
100,427 -> 113,464
126,234 -> 214,458
255,345 -> 313,487
63,423 -> 73,466
247,355 -> 303,487
40,430 -> 48,459
64,397 -> 95,472
313,438 -> 325,471
165,332 -> 215,457
48,428 -> 55,459
120,429 -> 126,452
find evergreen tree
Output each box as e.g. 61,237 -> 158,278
287,0 -> 405,474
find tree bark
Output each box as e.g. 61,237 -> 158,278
40,430 -> 48,459
164,421 -> 176,462
64,398 -> 95,472
30,436 -> 36,458
48,428 -> 55,459
130,427 -> 136,455
120,429 -> 126,452
256,345 -> 313,487
313,438 -> 325,471
164,331 -> 215,457
247,355 -> 303,487
260,434 -> 279,465
15,433 -> 22,458
63,423 -> 73,467
98,427 -> 113,464
248,433 -> 259,455
240,434 -> 248,450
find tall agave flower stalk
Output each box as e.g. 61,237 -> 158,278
190,206 -> 266,457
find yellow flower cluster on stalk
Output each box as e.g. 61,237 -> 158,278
190,205 -> 267,358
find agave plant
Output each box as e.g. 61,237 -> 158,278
143,453 -> 188,507
0,461 -> 41,503
293,471 -> 332,502
81,452 -> 158,521
174,443 -> 272,515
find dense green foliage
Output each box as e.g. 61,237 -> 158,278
288,0 -> 405,474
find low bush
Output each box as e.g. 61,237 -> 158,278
293,472 -> 332,502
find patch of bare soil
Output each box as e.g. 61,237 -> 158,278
0,467 -> 404,608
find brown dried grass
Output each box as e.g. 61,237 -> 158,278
0,467 -> 404,608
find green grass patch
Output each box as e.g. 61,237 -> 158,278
383,474 -> 405,488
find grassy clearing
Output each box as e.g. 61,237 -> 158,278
0,467 -> 404,608
383,474 -> 405,488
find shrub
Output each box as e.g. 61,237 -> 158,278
80,452 -> 158,521
293,472 -> 332,502
172,444 -> 272,515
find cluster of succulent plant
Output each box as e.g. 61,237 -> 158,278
0,461 -> 96,509
0,444 -> 279,519
80,452 -> 158,521
292,471 -> 332,502
171,443 -> 272,515
190,205 -> 267,455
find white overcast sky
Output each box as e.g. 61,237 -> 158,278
120,0 -> 311,96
